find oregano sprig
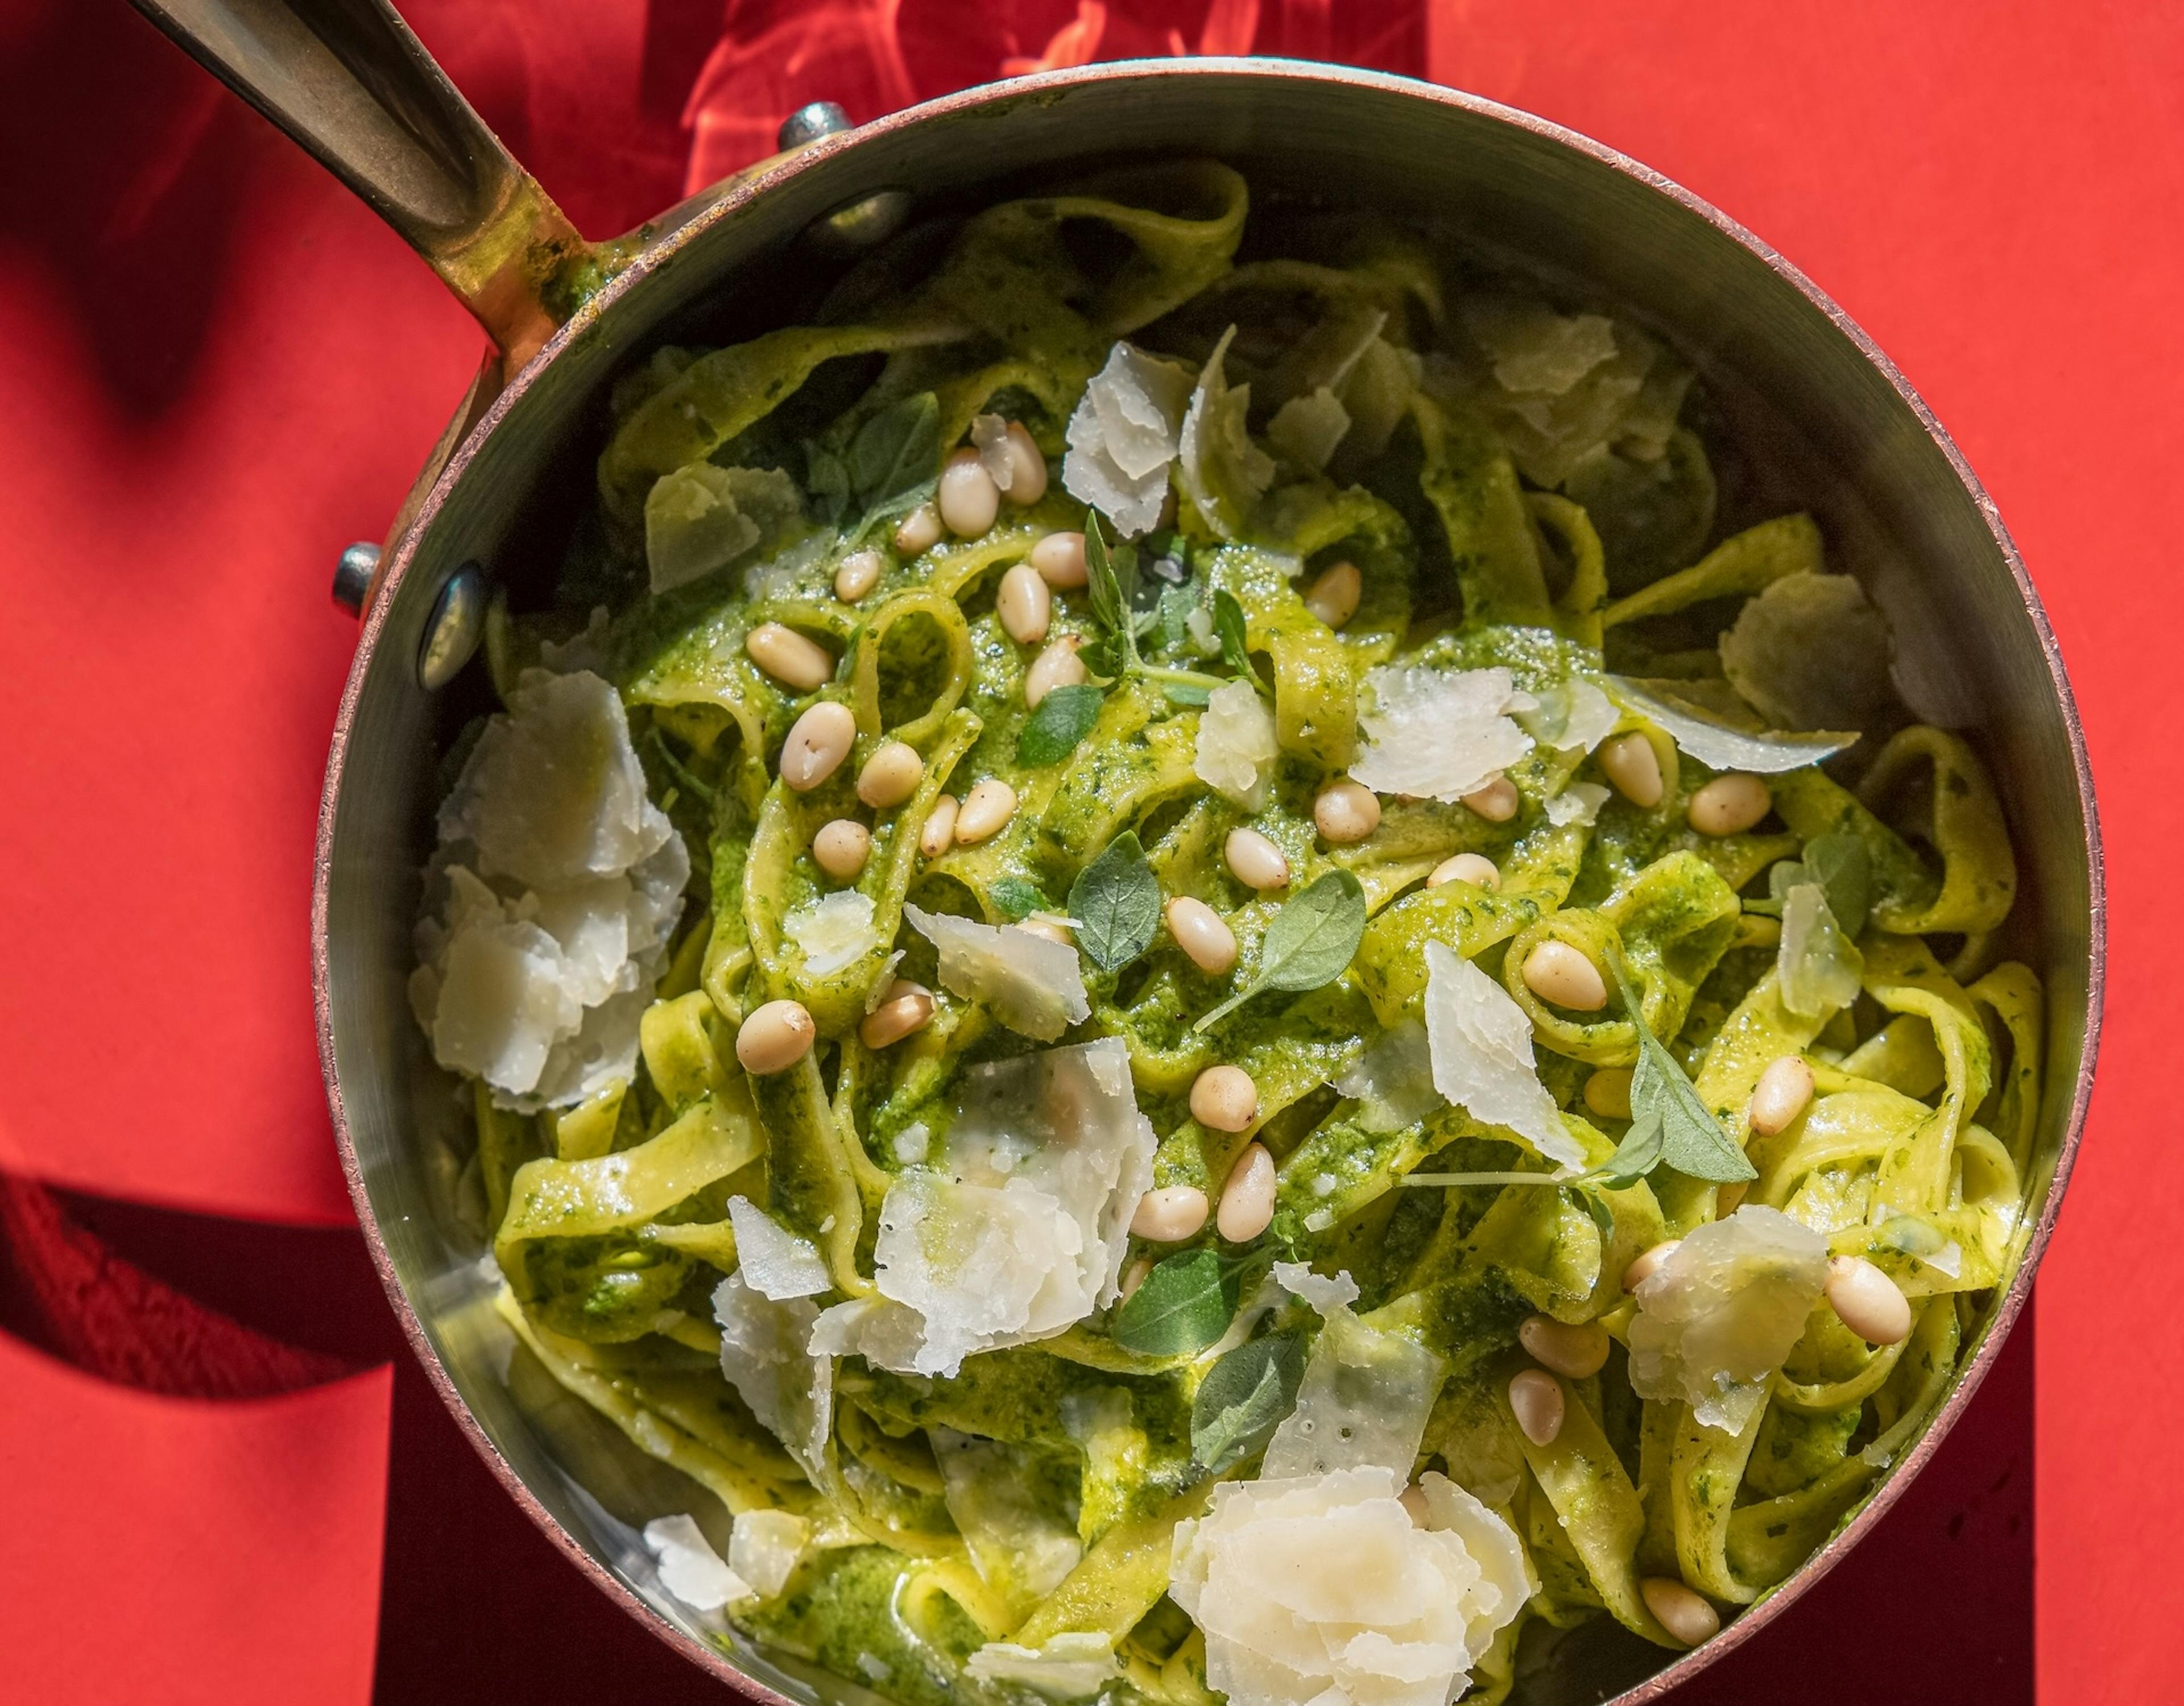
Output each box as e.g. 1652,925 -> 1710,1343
1194,871 -> 1367,1032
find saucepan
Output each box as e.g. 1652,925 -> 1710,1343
127,1 -> 2102,1699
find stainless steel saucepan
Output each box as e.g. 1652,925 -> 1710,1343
129,2 -> 2103,1699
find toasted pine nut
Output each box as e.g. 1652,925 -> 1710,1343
780,702 -> 857,791
920,794 -> 958,858
1687,772 -> 1772,836
736,1000 -> 815,1075
938,447 -> 1000,538
1463,775 -> 1520,822
1518,1314 -> 1611,1379
1131,1185 -> 1209,1243
856,740 -> 924,810
1014,915 -> 1073,947
812,819 -> 871,880
1597,731 -> 1663,808
1302,560 -> 1362,628
1640,1578 -> 1720,1647
1521,939 -> 1608,1011
1715,1181 -> 1749,1215
858,980 -> 935,1050
1119,1256 -> 1153,1302
997,562 -> 1053,645
1314,780 -> 1381,844
1826,1255 -> 1912,1345
1583,1067 -> 1633,1121
1624,1240 -> 1680,1291
1029,531 -> 1089,589
1429,852 -> 1500,891
1224,826 -> 1289,891
999,422 -> 1048,503
1216,1142 -> 1276,1241
1165,896 -> 1238,975
834,548 -> 883,603
1025,636 -> 1087,708
1748,1055 -> 1815,1137
953,779 -> 1017,845
1190,1065 -> 1259,1132
894,503 -> 942,556
1508,1369 -> 1565,1446
745,622 -> 833,692
1399,1484 -> 1432,1526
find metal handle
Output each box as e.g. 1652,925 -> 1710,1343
130,0 -> 587,370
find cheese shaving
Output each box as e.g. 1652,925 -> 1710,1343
1335,1022 -> 1441,1135
1267,387 -> 1351,471
1271,1260 -> 1361,1314
644,462 -> 805,594
713,1273 -> 832,1477
642,1514 -> 751,1613
1062,341 -> 1193,537
1422,943 -> 1583,1168
1349,666 -> 1534,803
1777,883 -> 1864,1020
904,905 -> 1090,1041
1719,570 -> 1896,732
727,1509 -> 809,1600
1264,1304 -> 1442,1479
1545,782 -> 1611,827
971,412 -> 1021,491
1193,678 -> 1282,811
1178,326 -> 1275,539
726,1196 -> 831,1300
965,1635 -> 1120,1698
1609,675 -> 1858,774
785,889 -> 878,977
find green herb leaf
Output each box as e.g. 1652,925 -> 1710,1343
1801,831 -> 1871,939
803,442 -> 851,525
1194,870 -> 1367,1032
1591,1111 -> 1668,1190
990,877 -> 1049,922
1567,1184 -> 1619,1247
1083,511 -> 1142,672
1111,1248 -> 1236,1356
1212,590 -> 1271,694
1163,682 -> 1213,708
1068,831 -> 1161,971
847,392 -> 940,514
1190,1332 -> 1305,1477
1017,684 -> 1106,767
1615,965 -> 1756,1185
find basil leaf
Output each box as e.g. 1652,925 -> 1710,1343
1213,589 -> 1271,694
847,392 -> 940,512
1615,966 -> 1756,1185
1112,1248 -> 1235,1356
1194,870 -> 1367,1031
1017,684 -> 1106,767
1802,831 -> 1871,939
1190,1332 -> 1305,1477
990,877 -> 1049,922
1068,832 -> 1161,971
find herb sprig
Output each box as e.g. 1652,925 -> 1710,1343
1194,870 -> 1368,1032
1079,511 -> 1245,705
1190,1332 -> 1305,1476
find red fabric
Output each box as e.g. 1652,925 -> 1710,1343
1,0 -> 2177,1699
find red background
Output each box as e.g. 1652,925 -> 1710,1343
2,0 -> 2177,1699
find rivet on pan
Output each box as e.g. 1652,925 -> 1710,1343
418,561 -> 489,690
777,102 -> 851,149
333,541 -> 379,615
775,100 -> 911,252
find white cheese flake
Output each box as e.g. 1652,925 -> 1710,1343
971,412 -> 1020,491
934,1429 -> 1085,1610
904,905 -> 1089,1041
1422,943 -> 1583,1168
1777,883 -> 1864,1020
1515,679 -> 1619,755
1609,676 -> 1858,775
785,889 -> 878,977
642,1514 -> 751,1613
1266,387 -> 1351,471
1349,666 -> 1534,804
965,1635 -> 1120,1699
726,1196 -> 832,1300
1178,326 -> 1275,539
1719,571 -> 1896,732
1545,782 -> 1611,827
713,1273 -> 832,1477
1335,1022 -> 1441,1135
727,1509 -> 809,1600
1271,1261 -> 1360,1314
1193,679 -> 1282,811
1264,1305 -> 1443,1480
644,463 -> 805,595
1062,342 -> 1193,538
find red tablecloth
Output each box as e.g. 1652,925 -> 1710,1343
3,1 -> 2177,1699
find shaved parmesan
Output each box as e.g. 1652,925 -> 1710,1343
1271,1261 -> 1360,1314
1170,1465 -> 1525,1706
1777,884 -> 1864,1020
1062,341 -> 1193,537
785,889 -> 877,976
1467,301 -> 1619,396
1627,1206 -> 1828,1434
1546,782 -> 1611,827
1267,387 -> 1351,471
966,1635 -> 1120,1698
809,1038 -> 1154,1377
1265,1305 -> 1443,1479
904,905 -> 1089,1041
713,1273 -> 832,1477
934,1429 -> 1084,1611
1335,1021 -> 1440,1135
1720,572 -> 1896,732
1350,666 -> 1534,804
644,462 -> 805,595
1609,676 -> 1857,774
726,1196 -> 831,1300
727,1509 -> 808,1600
971,412 -> 1021,491
642,1514 -> 750,1612
1515,679 -> 1619,755
1178,326 -> 1276,539
1194,679 -> 1282,811
1422,943 -> 1582,1168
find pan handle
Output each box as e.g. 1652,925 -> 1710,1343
129,0 -> 590,371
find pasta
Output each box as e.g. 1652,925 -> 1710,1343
417,161 -> 2039,1704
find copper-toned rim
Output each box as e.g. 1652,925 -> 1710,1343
315,56 -> 2105,1704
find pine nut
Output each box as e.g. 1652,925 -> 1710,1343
1687,772 -> 1772,836
736,999 -> 815,1075
1508,1369 -> 1565,1446
780,701 -> 857,791
1314,780 -> 1381,844
812,819 -> 871,880
894,503 -> 942,556
858,980 -> 934,1050
745,622 -> 833,692
1583,1067 -> 1633,1121
1641,1579 -> 1720,1647
1119,1256 -> 1153,1302
1826,1255 -> 1912,1345
1597,731 -> 1663,808
938,447 -> 1000,538
1302,560 -> 1362,628
1014,915 -> 1073,947
1715,1181 -> 1749,1215
1029,531 -> 1089,589
855,740 -> 924,810
1190,1065 -> 1259,1132
919,794 -> 958,858
953,779 -> 1017,845
996,562 -> 1053,645
1165,896 -> 1238,975
1216,1142 -> 1276,1241
1624,1240 -> 1680,1291
1223,826 -> 1289,891
1399,1484 -> 1432,1527
998,423 -> 1048,503
834,548 -> 883,603
1131,1185 -> 1210,1242
1748,1054 -> 1815,1137
1518,1314 -> 1611,1379
1521,939 -> 1608,1011
1463,775 -> 1521,822
1025,636 -> 1087,709
1428,852 -> 1500,891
